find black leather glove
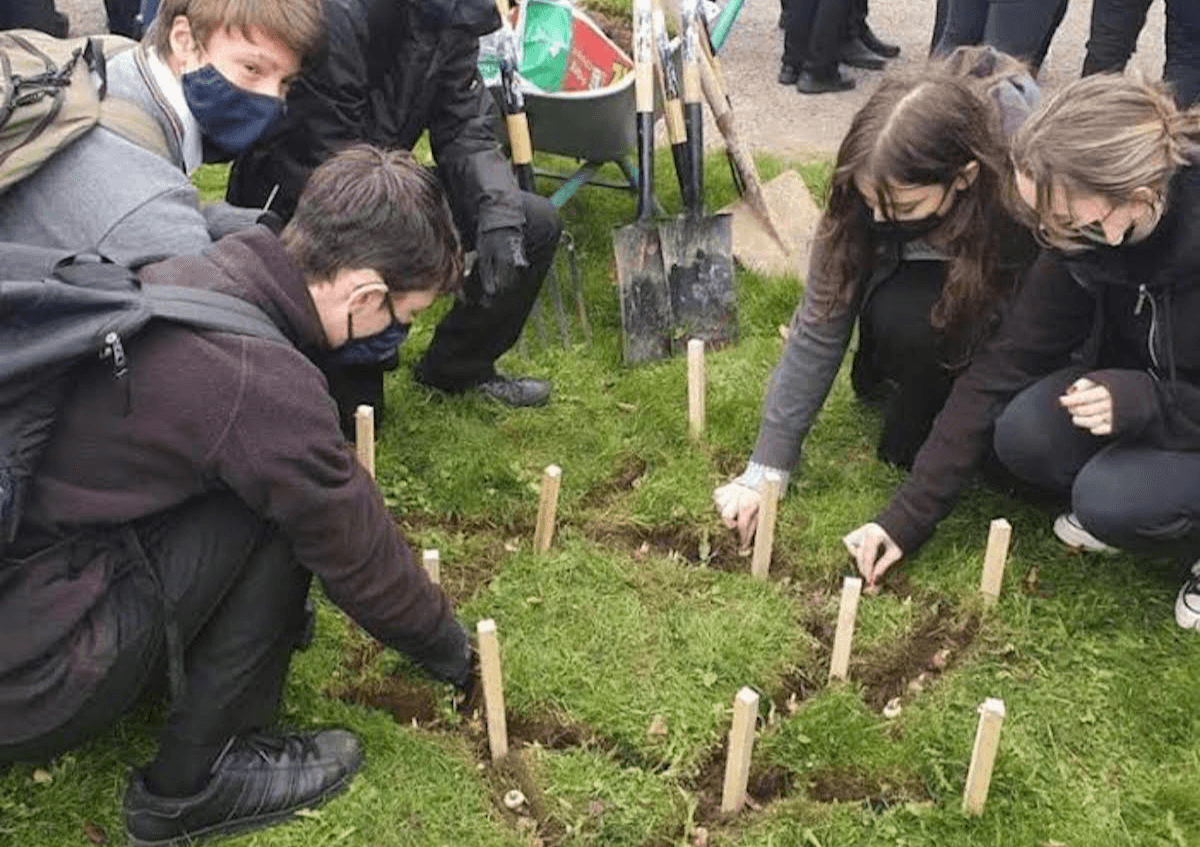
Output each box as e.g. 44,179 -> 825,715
475,226 -> 528,306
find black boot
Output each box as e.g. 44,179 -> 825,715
125,729 -> 363,847
840,36 -> 887,70
778,62 -> 800,85
796,65 -> 855,94
861,24 -> 900,58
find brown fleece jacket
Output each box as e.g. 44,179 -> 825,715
0,227 -> 458,742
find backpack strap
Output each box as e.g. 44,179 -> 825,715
141,285 -> 289,344
98,95 -> 171,161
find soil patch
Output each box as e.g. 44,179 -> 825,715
579,453 -> 648,510
508,711 -> 614,751
579,4 -> 632,56
327,673 -> 442,726
486,749 -> 570,847
591,521 -> 784,575
855,603 -> 980,712
804,765 -> 931,809
688,745 -> 796,824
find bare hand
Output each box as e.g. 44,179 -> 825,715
842,522 -> 903,587
713,481 -> 762,548
1059,377 -> 1113,436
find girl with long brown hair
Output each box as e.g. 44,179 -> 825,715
714,47 -> 1038,545
847,74 -> 1200,632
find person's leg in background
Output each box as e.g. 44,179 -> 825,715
982,0 -> 1070,72
780,0 -> 805,83
414,191 -> 561,401
1082,0 -> 1154,76
0,0 -> 68,35
796,0 -> 856,93
1164,0 -> 1200,106
932,0 -> 988,56
104,0 -> 142,37
931,0 -> 950,54
841,0 -> 897,71
855,262 -> 956,469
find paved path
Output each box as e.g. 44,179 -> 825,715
58,0 -> 1168,159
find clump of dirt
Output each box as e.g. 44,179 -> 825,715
579,454 -> 648,510
748,765 -> 795,804
508,712 -> 615,751
688,745 -> 796,823
770,666 -> 819,715
804,766 -> 931,808
326,673 -> 442,726
855,603 -> 980,712
578,4 -> 633,56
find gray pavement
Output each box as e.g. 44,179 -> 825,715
55,0 -> 1169,158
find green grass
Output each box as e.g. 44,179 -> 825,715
3,149 -> 1198,847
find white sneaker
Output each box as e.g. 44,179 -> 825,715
1175,560 -> 1200,631
1053,513 -> 1119,554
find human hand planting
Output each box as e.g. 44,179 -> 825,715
842,522 -> 903,588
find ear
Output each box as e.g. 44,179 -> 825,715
167,15 -> 199,64
956,160 -> 980,190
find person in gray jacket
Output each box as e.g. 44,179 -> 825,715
0,0 -> 323,268
714,47 -> 1038,546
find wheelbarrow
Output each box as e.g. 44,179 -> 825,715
485,0 -> 744,209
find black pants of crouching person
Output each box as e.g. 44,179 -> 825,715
325,188 -> 561,435
852,260 -> 958,469
994,365 -> 1200,549
0,495 -> 311,797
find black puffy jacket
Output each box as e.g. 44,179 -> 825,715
227,0 -> 523,238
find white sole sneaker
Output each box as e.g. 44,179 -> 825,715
1175,561 -> 1200,631
1053,513 -> 1119,554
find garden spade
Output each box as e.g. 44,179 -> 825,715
614,0 -> 672,365
658,0 -> 736,351
652,0 -> 692,209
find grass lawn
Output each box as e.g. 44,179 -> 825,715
2,146 -> 1198,847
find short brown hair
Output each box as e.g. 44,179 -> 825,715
281,145 -> 464,296
146,0 -> 324,65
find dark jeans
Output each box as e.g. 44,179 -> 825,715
934,0 -> 1069,70
994,366 -> 1200,549
851,261 -> 957,468
1084,0 -> 1200,107
104,0 -> 143,38
0,0 -> 67,35
783,0 -> 853,71
0,494 -> 311,762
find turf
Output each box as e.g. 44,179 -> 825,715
2,147 -> 1198,847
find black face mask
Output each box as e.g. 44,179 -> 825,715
870,213 -> 945,241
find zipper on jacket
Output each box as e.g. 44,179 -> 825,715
1135,284 -> 1163,375
102,331 -> 127,379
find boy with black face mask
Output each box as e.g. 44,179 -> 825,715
0,0 -> 323,269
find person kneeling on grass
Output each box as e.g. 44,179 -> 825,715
714,47 -> 1038,547
844,74 -> 1200,633
0,145 -> 473,845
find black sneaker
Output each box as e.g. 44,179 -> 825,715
778,63 -> 800,85
861,25 -> 901,58
477,375 -> 551,407
124,729 -> 363,847
839,36 -> 888,70
796,67 -> 856,95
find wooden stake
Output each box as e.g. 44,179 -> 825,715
354,405 -> 375,479
749,471 -> 781,579
720,686 -> 760,814
477,619 -> 508,761
980,518 -> 1012,606
962,697 -> 1006,816
533,465 -> 562,553
687,338 -> 705,440
422,549 -> 441,584
828,576 -> 863,681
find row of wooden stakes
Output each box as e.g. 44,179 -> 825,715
351,384 -> 1017,817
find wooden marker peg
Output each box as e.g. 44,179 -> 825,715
477,619 -> 508,761
355,405 -> 375,479
828,576 -> 863,681
422,549 -> 441,584
980,518 -> 1012,606
962,697 -> 1006,816
687,338 -> 705,440
750,471 -> 782,579
533,464 -> 562,553
720,686 -> 760,814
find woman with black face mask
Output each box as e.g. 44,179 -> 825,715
713,47 -> 1039,547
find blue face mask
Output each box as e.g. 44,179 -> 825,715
181,64 -> 285,156
331,321 -> 411,366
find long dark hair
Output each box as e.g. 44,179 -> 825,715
818,67 -> 1015,353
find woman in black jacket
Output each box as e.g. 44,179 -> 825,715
846,74 -> 1200,632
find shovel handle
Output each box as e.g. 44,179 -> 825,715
679,0 -> 703,215
493,0 -> 535,191
633,0 -> 655,220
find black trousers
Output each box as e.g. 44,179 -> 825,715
934,0 -> 1069,70
994,366 -> 1200,549
0,495 -> 311,763
851,261 -> 957,469
1084,0 -> 1200,107
782,0 -> 853,71
0,0 -> 67,35
104,0 -> 144,38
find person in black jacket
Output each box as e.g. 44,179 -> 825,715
845,75 -> 1200,634
227,0 -> 562,425
1083,0 -> 1200,107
